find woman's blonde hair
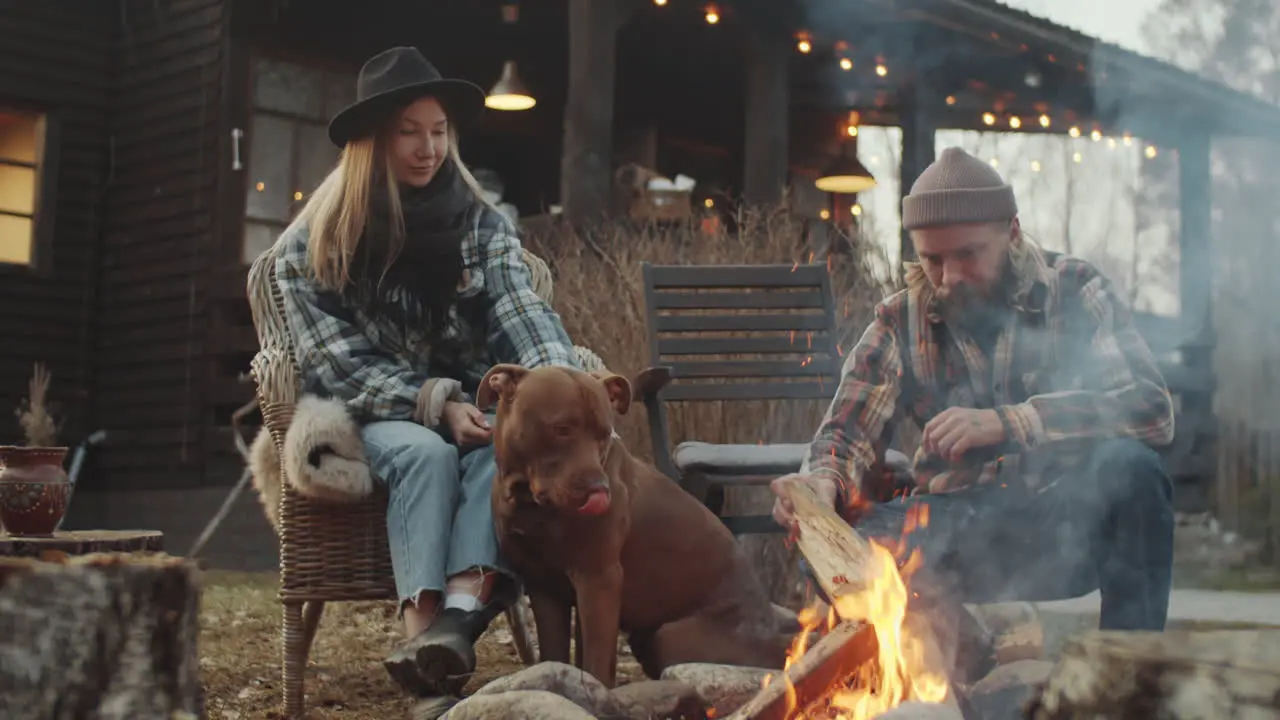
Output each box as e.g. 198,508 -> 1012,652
286,121 -> 497,291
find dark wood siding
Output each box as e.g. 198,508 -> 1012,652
0,0 -> 114,446
90,0 -> 229,490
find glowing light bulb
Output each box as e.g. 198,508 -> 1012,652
1145,145 -> 1158,159
798,39 -> 811,53
839,57 -> 853,71
293,190 -> 303,200
875,63 -> 888,77
850,204 -> 863,217
704,4 -> 719,23
1073,152 -> 1083,163
1090,129 -> 1102,141
703,197 -> 714,208
255,181 -> 265,192
846,125 -> 859,137
1009,117 -> 1022,129
654,0 -> 667,5
1039,114 -> 1051,128
1069,126 -> 1081,138
819,208 -> 831,220
945,95 -> 956,105
982,112 -> 996,126
989,158 -> 999,168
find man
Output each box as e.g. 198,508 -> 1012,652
772,147 -> 1175,631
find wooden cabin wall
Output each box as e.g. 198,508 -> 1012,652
88,0 -> 230,491
0,0 -> 114,445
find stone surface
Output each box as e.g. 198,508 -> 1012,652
659,663 -> 773,716
966,602 -> 1045,663
966,660 -> 1055,720
609,680 -> 707,720
467,661 -> 620,716
442,689 -> 598,719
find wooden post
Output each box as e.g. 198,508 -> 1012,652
1178,132 -> 1218,523
560,0 -> 620,223
742,27 -> 790,206
899,83 -> 937,268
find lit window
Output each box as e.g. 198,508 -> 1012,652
0,109 -> 53,267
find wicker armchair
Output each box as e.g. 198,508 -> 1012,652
246,241 -> 602,717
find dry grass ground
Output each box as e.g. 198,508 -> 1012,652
200,570 -> 648,719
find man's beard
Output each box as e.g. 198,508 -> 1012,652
934,253 -> 1017,335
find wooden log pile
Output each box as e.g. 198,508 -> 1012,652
1026,629 -> 1280,719
0,552 -> 201,720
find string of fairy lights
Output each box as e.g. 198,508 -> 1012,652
651,0 -> 1167,173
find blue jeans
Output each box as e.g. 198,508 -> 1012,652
361,420 -> 508,609
803,439 -> 1174,631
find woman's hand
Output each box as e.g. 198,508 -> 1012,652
441,401 -> 493,446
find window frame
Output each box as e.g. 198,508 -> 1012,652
239,53 -> 354,265
0,104 -> 60,276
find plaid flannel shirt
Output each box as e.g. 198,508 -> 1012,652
802,245 -> 1175,513
275,205 -> 580,424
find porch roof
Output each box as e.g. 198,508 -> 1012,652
782,0 -> 1280,143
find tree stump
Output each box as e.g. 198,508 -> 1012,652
1025,630 -> 1280,719
0,530 -> 164,559
0,552 -> 201,720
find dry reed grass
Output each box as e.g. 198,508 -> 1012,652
15,362 -> 57,447
522,203 -> 902,606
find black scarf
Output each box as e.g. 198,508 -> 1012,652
349,159 -> 478,338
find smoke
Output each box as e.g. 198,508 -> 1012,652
776,0 -> 1280,610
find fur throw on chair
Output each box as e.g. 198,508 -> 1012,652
249,395 -> 374,534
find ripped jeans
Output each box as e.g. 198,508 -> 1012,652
802,439 -> 1174,631
362,420 -> 510,611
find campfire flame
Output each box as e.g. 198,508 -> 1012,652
783,510 -> 949,718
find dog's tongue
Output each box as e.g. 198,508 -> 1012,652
576,488 -> 610,516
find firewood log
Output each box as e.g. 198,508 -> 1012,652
724,620 -> 879,720
0,553 -> 201,720
1025,629 -> 1280,719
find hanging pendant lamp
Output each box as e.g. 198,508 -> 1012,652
815,151 -> 877,194
486,60 -> 537,111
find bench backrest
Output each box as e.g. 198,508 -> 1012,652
641,262 -> 843,403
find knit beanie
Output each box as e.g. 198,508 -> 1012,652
901,147 -> 1018,230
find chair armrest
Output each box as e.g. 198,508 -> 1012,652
632,366 -> 678,480
631,365 -> 673,401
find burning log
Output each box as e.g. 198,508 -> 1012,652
1025,629 -> 1280,719
725,622 -> 879,720
0,553 -> 201,719
725,481 -> 957,719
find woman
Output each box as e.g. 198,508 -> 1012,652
274,47 -> 578,706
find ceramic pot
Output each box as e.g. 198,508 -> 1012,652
0,446 -> 71,537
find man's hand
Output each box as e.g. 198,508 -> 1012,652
770,473 -> 838,533
922,407 -> 1004,462
441,401 -> 493,446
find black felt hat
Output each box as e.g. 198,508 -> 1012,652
327,46 -> 486,147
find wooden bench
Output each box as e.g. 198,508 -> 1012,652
633,262 -> 849,535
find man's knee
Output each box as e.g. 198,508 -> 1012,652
362,421 -> 459,485
1091,439 -> 1171,505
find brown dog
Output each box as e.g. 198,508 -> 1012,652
477,364 -> 794,687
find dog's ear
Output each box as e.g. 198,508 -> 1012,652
478,364 -> 529,411
591,371 -> 632,416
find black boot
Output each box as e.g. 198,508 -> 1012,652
384,600 -> 510,697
